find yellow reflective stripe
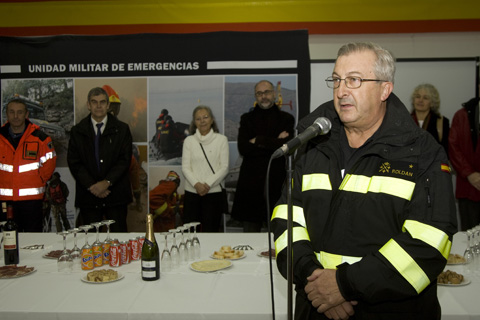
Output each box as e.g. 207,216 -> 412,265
154,202 -> 168,215
316,251 -> 362,269
19,162 -> 40,173
275,226 -> 310,256
340,174 -> 415,201
0,163 -> 14,172
379,239 -> 430,293
271,204 -> 306,227
18,187 -> 44,196
403,220 -> 452,260
302,173 -> 332,192
0,188 -> 13,196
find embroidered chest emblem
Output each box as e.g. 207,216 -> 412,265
379,162 -> 391,173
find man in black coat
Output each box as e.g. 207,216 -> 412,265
231,80 -> 295,232
67,87 -> 132,232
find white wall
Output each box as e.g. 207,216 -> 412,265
309,32 -> 480,59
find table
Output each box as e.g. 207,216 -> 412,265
0,232 -> 478,319
0,232 -> 287,320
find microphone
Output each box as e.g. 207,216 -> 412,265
272,117 -> 332,159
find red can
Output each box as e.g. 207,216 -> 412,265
109,243 -> 121,267
102,241 -> 111,265
111,238 -> 120,245
130,238 -> 140,261
137,236 -> 145,248
120,241 -> 130,265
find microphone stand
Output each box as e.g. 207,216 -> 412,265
286,154 -> 294,320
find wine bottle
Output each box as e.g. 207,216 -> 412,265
141,214 -> 159,281
3,205 -> 19,265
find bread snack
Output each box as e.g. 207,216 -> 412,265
447,253 -> 466,264
212,246 -> 244,260
437,270 -> 464,285
86,269 -> 119,282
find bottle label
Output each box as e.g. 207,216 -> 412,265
142,270 -> 157,278
142,260 -> 156,268
3,231 -> 17,249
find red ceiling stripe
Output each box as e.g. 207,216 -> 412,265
0,20 -> 479,37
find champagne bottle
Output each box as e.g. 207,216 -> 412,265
3,205 -> 19,265
141,214 -> 159,281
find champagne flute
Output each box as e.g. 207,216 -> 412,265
169,229 -> 180,269
79,225 -> 93,270
57,230 -> 73,273
160,232 -> 171,272
91,222 -> 104,268
101,219 -> 115,242
191,222 -> 201,259
68,228 -> 81,271
177,226 -> 188,264
184,223 -> 194,261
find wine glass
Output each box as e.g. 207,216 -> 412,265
101,219 -> 115,242
184,223 -> 194,261
68,228 -> 82,271
79,225 -> 93,270
177,226 -> 188,265
160,232 -> 171,272
57,230 -> 73,273
91,222 -> 104,268
169,229 -> 180,269
191,222 -> 201,259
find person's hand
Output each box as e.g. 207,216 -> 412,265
194,182 -> 210,196
88,180 -> 110,198
323,301 -> 358,320
278,131 -> 289,139
305,269 -> 347,313
467,172 -> 480,191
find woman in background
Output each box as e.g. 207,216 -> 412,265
411,83 -> 450,157
181,106 -> 229,232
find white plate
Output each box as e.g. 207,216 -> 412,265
0,266 -> 36,279
210,254 -> 246,260
81,272 -> 124,284
190,260 -> 232,273
438,277 -> 471,287
257,248 -> 276,259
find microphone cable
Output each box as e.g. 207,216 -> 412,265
265,155 -> 276,320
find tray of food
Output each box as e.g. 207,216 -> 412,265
437,270 -> 470,286
446,253 -> 467,265
190,260 -> 232,273
210,246 -> 245,260
81,269 -> 124,284
0,265 -> 36,279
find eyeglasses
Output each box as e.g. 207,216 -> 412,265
325,76 -> 387,89
255,90 -> 274,97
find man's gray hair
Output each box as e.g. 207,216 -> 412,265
337,42 -> 396,83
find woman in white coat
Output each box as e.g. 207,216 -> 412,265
181,106 -> 229,232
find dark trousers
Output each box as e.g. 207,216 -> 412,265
79,204 -> 128,232
5,200 -> 44,232
458,198 -> 480,231
183,190 -> 223,232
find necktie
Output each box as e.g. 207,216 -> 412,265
95,123 -> 103,171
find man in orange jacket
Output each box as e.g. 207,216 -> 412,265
0,98 -> 56,231
149,171 -> 183,232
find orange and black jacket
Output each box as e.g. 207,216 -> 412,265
0,120 -> 56,201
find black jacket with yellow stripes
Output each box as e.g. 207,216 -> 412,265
272,93 -> 458,319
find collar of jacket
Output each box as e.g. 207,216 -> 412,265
76,113 -> 119,136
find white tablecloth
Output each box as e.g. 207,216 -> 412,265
0,232 -> 478,319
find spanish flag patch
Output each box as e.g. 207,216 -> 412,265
441,163 -> 451,173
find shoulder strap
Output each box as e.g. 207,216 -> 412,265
199,143 -> 215,174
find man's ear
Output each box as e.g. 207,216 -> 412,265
381,82 -> 393,102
